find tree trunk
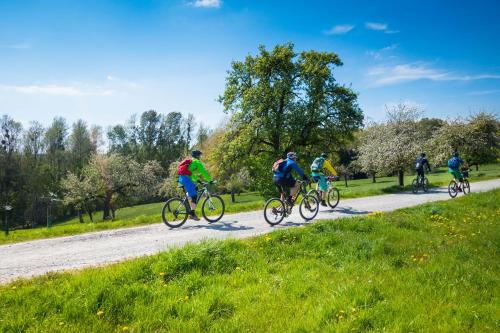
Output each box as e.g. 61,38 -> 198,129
111,206 -> 116,220
344,174 -> 348,188
398,170 -> 404,187
372,172 -> 376,183
88,209 -> 94,222
475,164 -> 479,171
231,189 -> 236,203
78,210 -> 84,223
103,191 -> 113,220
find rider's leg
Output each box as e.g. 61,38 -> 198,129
289,180 -> 300,202
180,176 -> 200,220
318,175 -> 328,206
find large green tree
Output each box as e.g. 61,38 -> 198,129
214,43 -> 363,195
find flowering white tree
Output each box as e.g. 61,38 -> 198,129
358,104 -> 423,186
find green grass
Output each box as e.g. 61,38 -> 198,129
1,164 -> 499,245
1,190 -> 499,332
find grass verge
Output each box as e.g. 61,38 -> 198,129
1,164 -> 499,245
1,189 -> 499,332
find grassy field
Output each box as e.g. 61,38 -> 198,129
1,189 -> 498,332
1,164 -> 499,245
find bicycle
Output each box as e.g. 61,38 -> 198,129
307,175 -> 340,209
162,181 -> 225,228
448,168 -> 470,198
411,174 -> 429,193
263,179 -> 319,226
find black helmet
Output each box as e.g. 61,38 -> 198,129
420,152 -> 426,157
321,152 -> 328,158
191,150 -> 202,158
453,150 -> 459,157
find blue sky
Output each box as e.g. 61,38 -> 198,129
1,0 -> 499,130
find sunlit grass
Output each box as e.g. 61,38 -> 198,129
1,189 -> 498,332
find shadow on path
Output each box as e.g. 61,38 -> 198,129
183,220 -> 254,232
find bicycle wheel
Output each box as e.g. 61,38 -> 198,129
307,189 -> 321,203
411,178 -> 418,193
448,180 -> 458,198
327,187 -> 340,208
423,178 -> 429,192
299,195 -> 319,221
162,198 -> 189,228
462,180 -> 470,194
264,198 -> 286,226
201,195 -> 225,223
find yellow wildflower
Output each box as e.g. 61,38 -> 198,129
122,326 -> 130,331
159,272 -> 165,276
97,310 -> 104,317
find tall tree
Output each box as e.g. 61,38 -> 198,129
69,120 -> 92,173
214,43 -> 363,195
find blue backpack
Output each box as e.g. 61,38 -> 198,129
448,157 -> 460,170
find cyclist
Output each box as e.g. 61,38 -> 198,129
177,150 -> 212,221
448,150 -> 464,189
415,152 -> 431,183
310,152 -> 338,206
273,152 -> 308,207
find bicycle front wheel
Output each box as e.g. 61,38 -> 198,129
423,178 -> 429,192
202,195 -> 225,223
448,180 -> 458,198
263,198 -> 286,226
299,195 -> 319,221
462,180 -> 470,194
327,187 -> 340,208
162,198 -> 189,228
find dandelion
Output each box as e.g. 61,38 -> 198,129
184,295 -> 189,301
97,310 -> 104,317
59,322 -> 64,326
122,326 -> 130,331
11,286 -> 16,290
265,236 -> 272,242
159,272 -> 165,276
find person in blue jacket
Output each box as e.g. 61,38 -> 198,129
273,152 -> 308,205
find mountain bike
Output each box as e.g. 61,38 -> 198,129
162,181 -> 225,228
448,168 -> 470,198
263,179 -> 319,226
307,176 -> 340,208
411,174 -> 429,193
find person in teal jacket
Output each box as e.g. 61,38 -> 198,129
178,150 -> 213,220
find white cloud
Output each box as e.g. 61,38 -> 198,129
2,42 -> 31,49
467,89 -> 500,96
191,0 -> 221,8
325,24 -> 355,35
366,63 -> 500,86
366,44 -> 398,59
0,84 -> 114,96
365,22 -> 398,34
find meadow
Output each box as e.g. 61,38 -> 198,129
1,164 -> 499,245
1,189 -> 498,332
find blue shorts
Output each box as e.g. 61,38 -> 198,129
178,175 -> 197,198
311,172 -> 328,191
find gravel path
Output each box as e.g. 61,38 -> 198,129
1,179 -> 499,284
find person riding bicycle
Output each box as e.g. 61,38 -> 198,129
448,150 -> 464,186
310,152 -> 338,207
273,152 -> 309,206
177,150 -> 212,221
415,152 -> 431,182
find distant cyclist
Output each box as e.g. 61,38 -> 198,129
272,152 -> 309,206
177,150 -> 213,221
448,150 -> 464,185
415,153 -> 431,181
310,152 -> 338,206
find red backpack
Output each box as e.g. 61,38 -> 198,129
272,158 -> 287,173
177,159 -> 192,176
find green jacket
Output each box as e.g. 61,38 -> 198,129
188,158 -> 212,183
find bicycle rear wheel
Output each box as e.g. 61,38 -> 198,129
448,180 -> 458,198
327,187 -> 340,208
162,198 -> 189,228
202,195 -> 225,223
411,178 -> 418,193
264,198 -> 286,226
299,195 -> 319,221
307,189 -> 321,203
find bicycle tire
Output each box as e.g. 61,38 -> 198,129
162,198 -> 189,228
423,177 -> 429,192
327,187 -> 340,208
264,198 -> 286,226
411,178 -> 418,194
307,189 -> 321,203
462,180 -> 470,194
448,180 -> 458,198
299,195 -> 319,221
201,195 -> 225,223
